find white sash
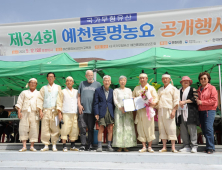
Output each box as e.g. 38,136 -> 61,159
177,86 -> 190,122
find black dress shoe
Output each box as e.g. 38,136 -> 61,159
79,146 -> 86,152
87,144 -> 94,151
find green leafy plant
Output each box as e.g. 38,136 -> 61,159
137,77 -> 161,91
151,82 -> 161,91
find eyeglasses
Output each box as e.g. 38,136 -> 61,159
200,77 -> 207,80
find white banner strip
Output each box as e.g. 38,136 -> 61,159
0,5 -> 222,56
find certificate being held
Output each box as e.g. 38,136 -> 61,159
123,96 -> 146,112
123,98 -> 136,112
134,96 -> 146,110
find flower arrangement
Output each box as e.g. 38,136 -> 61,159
141,86 -> 148,100
137,77 -> 161,122
139,85 -> 155,121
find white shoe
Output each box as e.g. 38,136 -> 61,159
171,149 -> 178,153
19,147 -> 27,152
139,148 -> 147,153
30,147 -> 37,152
70,147 -> 79,151
148,147 -> 154,153
40,147 -> 49,152
63,147 -> 68,152
52,144 -> 57,152
179,147 -> 191,152
52,147 -> 58,152
191,148 -> 197,153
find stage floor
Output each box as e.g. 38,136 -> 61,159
1,143 -> 222,152
0,150 -> 222,170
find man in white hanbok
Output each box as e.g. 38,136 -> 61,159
57,76 -> 79,152
157,72 -> 180,153
132,73 -> 158,153
16,78 -> 39,152
37,72 -> 62,152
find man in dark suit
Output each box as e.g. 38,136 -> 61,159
0,105 -> 9,142
94,75 -> 115,152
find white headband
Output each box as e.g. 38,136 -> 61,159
139,73 -> 148,78
162,74 -> 171,78
162,74 -> 174,85
66,76 -> 74,82
25,78 -> 37,88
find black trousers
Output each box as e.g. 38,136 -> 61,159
4,126 -> 13,141
0,126 -> 5,142
78,113 -> 95,146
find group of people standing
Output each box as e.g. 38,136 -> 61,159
176,73 -> 218,154
15,70 -> 218,154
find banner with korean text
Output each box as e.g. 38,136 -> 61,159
0,5 -> 222,56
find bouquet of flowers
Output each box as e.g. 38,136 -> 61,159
139,85 -> 155,121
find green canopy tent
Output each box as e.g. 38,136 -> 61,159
0,53 -> 101,96
94,47 -> 222,88
1,47 -> 222,111
94,47 -> 222,113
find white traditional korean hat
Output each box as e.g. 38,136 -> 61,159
139,70 -> 148,78
66,76 -> 74,81
25,78 -> 37,88
139,73 -> 148,78
162,72 -> 173,85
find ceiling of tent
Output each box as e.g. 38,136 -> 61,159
96,65 -> 220,90
0,53 -> 97,96
96,47 -> 222,90
0,47 -> 222,96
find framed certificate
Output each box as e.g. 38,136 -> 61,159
123,98 -> 136,112
123,96 -> 146,112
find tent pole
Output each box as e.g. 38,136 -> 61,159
93,60 -> 97,81
153,68 -> 157,83
155,69 -> 157,83
93,69 -> 97,81
218,64 -> 222,118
